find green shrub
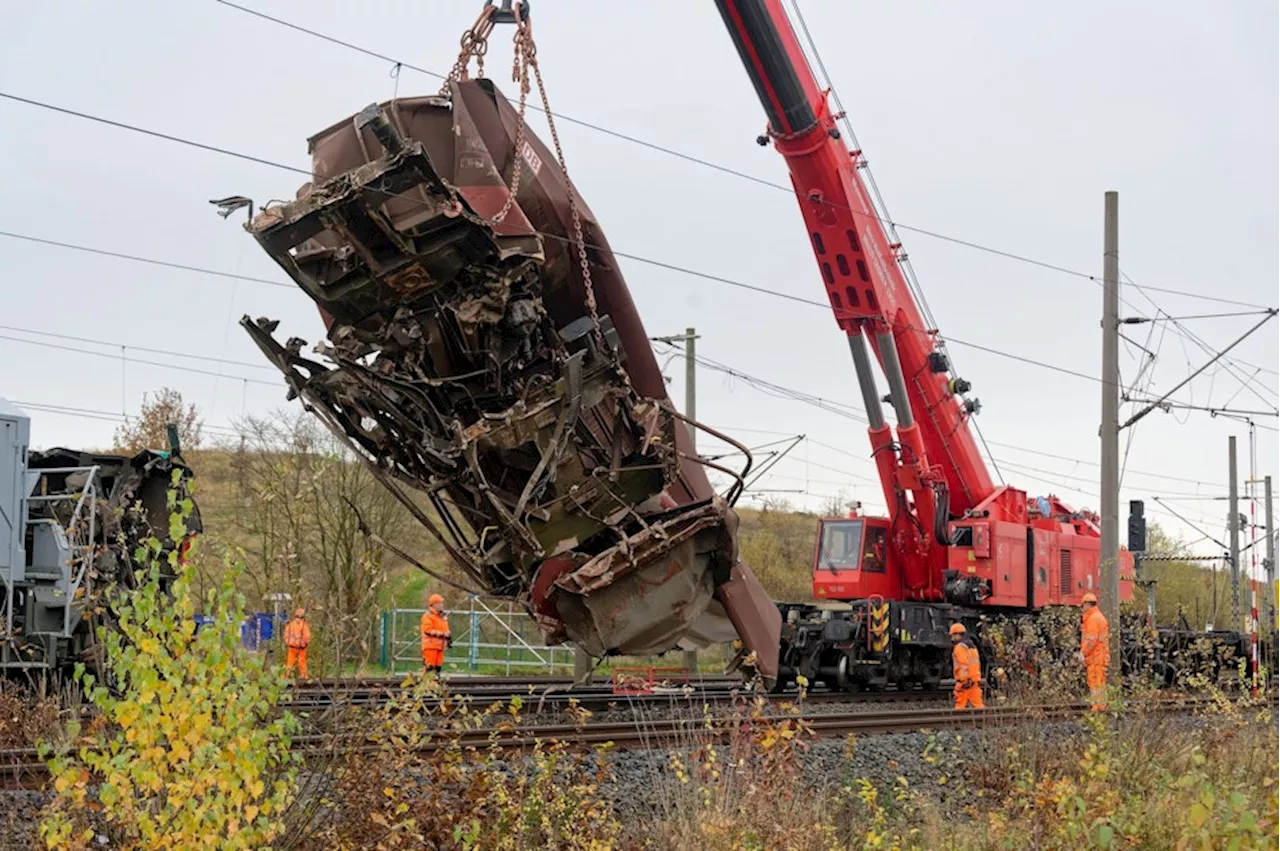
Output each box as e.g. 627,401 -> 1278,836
39,496 -> 301,850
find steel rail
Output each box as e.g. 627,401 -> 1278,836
0,695 -> 1237,791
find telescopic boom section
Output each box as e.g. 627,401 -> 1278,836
714,0 -> 995,534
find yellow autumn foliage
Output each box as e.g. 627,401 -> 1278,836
38,493 -> 300,850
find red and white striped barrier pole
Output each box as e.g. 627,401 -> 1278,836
1251,580 -> 1259,697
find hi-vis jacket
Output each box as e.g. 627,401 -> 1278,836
952,639 -> 981,686
283,617 -> 312,649
1081,607 -> 1110,667
420,612 -> 451,652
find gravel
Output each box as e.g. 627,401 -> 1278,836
0,791 -> 47,849
597,719 -> 1087,825
9,709 -> 1246,843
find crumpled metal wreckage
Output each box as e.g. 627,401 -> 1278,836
238,79 -> 780,681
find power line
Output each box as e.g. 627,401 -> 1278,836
11,399 -> 245,438
0,230 -> 293,290
0,333 -> 279,386
728,443 -> 1240,500
0,92 -> 310,176
1122,269 -> 1279,398
4,218 -> 1099,389
0,90 -> 1253,394
985,438 -> 1224,487
0,324 -> 277,371
18,396 -> 1232,534
6,311 -> 1255,516
657,340 -> 1247,490
194,9 -> 1279,313
4,88 -> 1272,501
1137,309 -> 1280,324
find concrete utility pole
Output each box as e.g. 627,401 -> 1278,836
1265,476 -> 1275,634
1099,191 -> 1121,674
684,327 -> 698,444
1228,436 -> 1240,627
680,327 -> 699,674
654,327 -> 702,674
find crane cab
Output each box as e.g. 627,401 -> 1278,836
811,514 -> 897,601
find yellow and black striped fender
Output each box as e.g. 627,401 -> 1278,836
869,601 -> 890,653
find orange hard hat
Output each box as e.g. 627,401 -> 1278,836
294,608 -> 305,618
1081,592 -> 1098,604
949,622 -> 967,636
428,593 -> 445,607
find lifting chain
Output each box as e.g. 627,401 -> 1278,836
440,5 -> 531,230
523,22 -> 601,336
440,6 -> 496,93
441,3 -> 603,338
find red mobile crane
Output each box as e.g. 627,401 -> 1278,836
714,0 -> 1134,689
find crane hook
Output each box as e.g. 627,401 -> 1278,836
485,0 -> 530,24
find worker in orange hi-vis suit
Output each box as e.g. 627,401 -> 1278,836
950,622 -> 984,709
420,593 -> 451,674
1079,592 -> 1110,711
283,607 -> 312,680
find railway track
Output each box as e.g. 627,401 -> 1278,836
0,695 -> 1224,792
281,674 -> 948,714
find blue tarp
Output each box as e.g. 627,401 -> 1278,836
195,613 -> 277,650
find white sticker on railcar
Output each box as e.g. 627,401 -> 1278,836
520,140 -> 543,175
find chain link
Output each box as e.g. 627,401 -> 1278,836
440,7 -> 495,94
440,6 -> 534,231
441,5 -> 604,341
521,24 -> 601,335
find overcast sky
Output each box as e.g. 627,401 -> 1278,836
2,0 -> 1276,578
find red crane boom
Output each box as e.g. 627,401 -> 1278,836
716,0 -> 1000,595
715,0 -> 1129,610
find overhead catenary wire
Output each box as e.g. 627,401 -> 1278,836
135,9 -> 1280,313
14,394 -> 1232,534
1122,269 -> 1279,400
0,230 -> 294,290
224,0 -> 1280,417
12,399 -> 246,439
0,92 -> 310,176
3,231 -> 1265,433
5,263 -> 1207,486
1,89 -> 1267,403
0,324 -> 278,371
0,333 -> 280,387
211,0 -> 1277,470
2,82 -> 1271,523
655,340 -> 1249,487
1,222 -> 1101,387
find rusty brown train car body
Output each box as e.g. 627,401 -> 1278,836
239,80 -> 780,679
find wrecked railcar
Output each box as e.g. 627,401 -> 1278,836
1,402 -> 201,674
239,80 -> 780,679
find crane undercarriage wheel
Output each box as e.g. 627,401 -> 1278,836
831,653 -> 852,692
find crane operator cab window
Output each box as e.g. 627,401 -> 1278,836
817,519 -> 888,574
